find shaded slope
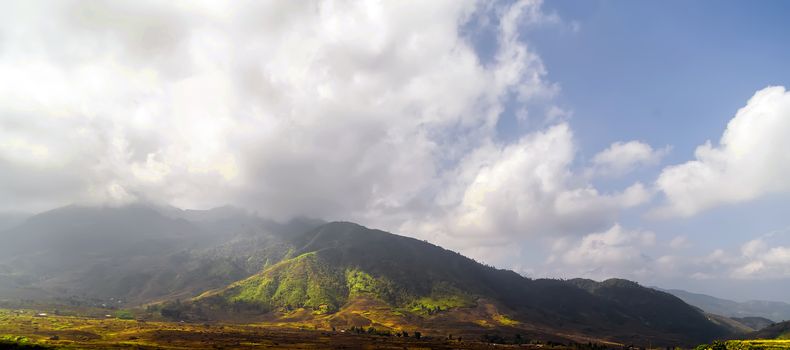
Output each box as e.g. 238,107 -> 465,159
706,313 -> 758,334
570,279 -> 726,338
0,205 -> 216,300
749,321 -> 790,339
732,317 -> 775,331
0,204 -> 319,304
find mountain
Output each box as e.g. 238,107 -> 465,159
0,204 -> 321,304
704,313 -> 757,334
747,320 -> 790,339
172,221 -> 727,346
661,288 -> 790,322
731,317 -> 775,331
0,207 -> 730,346
0,212 -> 29,231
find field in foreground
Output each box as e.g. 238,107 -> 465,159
0,308 -> 581,349
696,340 -> 790,350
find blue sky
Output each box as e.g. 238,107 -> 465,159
535,0 -> 790,159
516,0 -> 790,301
1,0 -> 789,302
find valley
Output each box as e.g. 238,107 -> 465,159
0,306 -> 612,349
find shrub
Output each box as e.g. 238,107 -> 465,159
115,310 -> 134,320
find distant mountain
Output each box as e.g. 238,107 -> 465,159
747,320 -> 790,339
0,212 -> 30,231
731,317 -> 775,331
177,222 -> 727,346
156,204 -> 252,223
661,288 -> 790,322
705,313 -> 757,334
0,204 -> 321,304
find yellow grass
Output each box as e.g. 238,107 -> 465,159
724,339 -> 790,350
0,307 -> 531,349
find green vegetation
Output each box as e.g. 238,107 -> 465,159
227,252 -> 347,313
345,269 -> 379,295
410,282 -> 474,315
114,309 -> 134,320
0,335 -> 52,349
345,268 -> 397,300
220,251 -> 474,317
1,335 -> 31,344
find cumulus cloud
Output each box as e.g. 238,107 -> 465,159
0,0 -> 656,270
589,140 -> 668,177
654,86 -> 790,217
665,234 -> 790,281
545,226 -> 790,282
543,224 -> 656,280
668,235 -> 690,249
398,124 -> 652,258
0,0 -> 551,214
730,232 -> 790,279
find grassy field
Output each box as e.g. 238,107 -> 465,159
696,340 -> 790,350
0,308 -> 579,349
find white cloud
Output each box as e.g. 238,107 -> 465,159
730,234 -> 790,279
0,0 -> 664,271
654,86 -> 790,217
543,224 -> 656,280
589,140 -> 668,177
0,0 -> 556,216
559,227 -> 790,282
398,124 -> 652,262
669,235 -> 690,249
537,227 -> 790,282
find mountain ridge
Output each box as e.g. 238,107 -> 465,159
0,206 -> 731,346
659,288 -> 790,322
163,221 -> 730,346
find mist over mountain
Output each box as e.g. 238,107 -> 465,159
0,212 -> 30,232
0,204 -> 322,304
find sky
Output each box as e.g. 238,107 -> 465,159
1,0 -> 790,302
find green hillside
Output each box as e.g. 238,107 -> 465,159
193,230 -> 477,319
172,222 -> 728,346
225,252 -> 347,313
